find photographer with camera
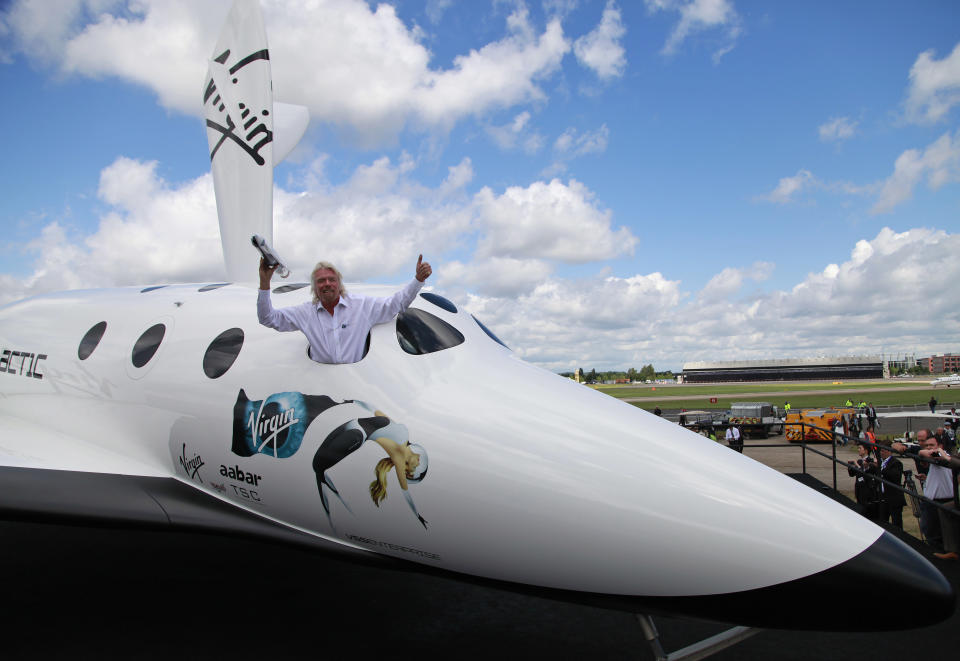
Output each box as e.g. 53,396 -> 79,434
847,442 -> 880,521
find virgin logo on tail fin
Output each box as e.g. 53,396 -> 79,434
203,0 -> 310,282
205,47 -> 272,166
203,0 -> 274,282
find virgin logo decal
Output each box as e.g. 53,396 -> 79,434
231,389 -> 347,460
247,406 -> 300,454
179,443 -> 205,483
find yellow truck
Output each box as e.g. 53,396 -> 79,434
785,407 -> 858,443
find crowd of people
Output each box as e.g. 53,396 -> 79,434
847,422 -> 959,561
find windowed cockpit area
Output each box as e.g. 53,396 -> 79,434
396,308 -> 464,355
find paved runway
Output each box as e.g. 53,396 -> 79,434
2,488 -> 957,660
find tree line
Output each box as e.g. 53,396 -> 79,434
559,365 -> 675,383
889,365 -> 930,376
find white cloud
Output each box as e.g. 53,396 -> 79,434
275,158 -> 474,281
871,131 -> 960,214
0,153 -> 478,302
485,111 -> 543,152
477,227 -> 960,371
3,0 -> 571,146
904,42 -> 960,124
3,157 -> 958,373
1,0 -> 122,65
411,6 -> 569,132
543,0 -> 579,18
439,157 -> 475,194
0,155 -> 642,304
573,1 -> 626,80
759,169 -> 815,204
700,261 -> 773,299
438,257 -> 553,297
784,228 -> 954,322
761,131 -> 960,212
425,0 -> 452,25
646,0 -> 741,61
61,1 -> 227,113
818,116 -> 858,142
544,124 -> 610,177
0,157 -> 222,300
554,124 -> 609,156
473,178 -> 638,262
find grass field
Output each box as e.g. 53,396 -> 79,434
594,382 -> 917,399
590,381 -> 959,411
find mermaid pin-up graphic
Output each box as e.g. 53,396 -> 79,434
232,391 -> 429,531
312,401 -> 429,531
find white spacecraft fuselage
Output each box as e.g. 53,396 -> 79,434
0,0 -> 952,632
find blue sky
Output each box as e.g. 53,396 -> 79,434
1,0 -> 958,372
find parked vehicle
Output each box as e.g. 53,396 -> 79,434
728,402 -> 782,438
785,407 -> 858,443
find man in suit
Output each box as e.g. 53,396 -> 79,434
847,442 -> 880,521
877,441 -> 905,529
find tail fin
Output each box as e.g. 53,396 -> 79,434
202,0 -> 278,283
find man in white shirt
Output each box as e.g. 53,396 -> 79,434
894,429 -> 959,560
725,425 -> 742,453
257,255 -> 432,364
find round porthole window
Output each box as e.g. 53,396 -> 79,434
132,323 -> 166,368
203,328 -> 244,379
78,321 -> 107,360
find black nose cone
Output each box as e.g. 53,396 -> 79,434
803,530 -> 955,630
712,531 -> 954,630
620,531 -> 955,631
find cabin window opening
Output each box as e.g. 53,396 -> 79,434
203,328 -> 244,378
419,292 -> 457,313
132,323 -> 166,368
471,315 -> 509,349
396,309 -> 464,355
78,321 -> 108,360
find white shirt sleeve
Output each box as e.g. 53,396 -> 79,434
366,279 -> 424,325
257,288 -> 302,332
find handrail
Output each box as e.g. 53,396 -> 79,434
745,420 -> 960,521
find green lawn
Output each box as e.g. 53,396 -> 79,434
592,381 -> 925,399
587,382 -> 957,412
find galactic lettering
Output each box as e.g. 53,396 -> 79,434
0,349 -> 46,380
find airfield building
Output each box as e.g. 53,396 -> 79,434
680,356 -> 883,383
922,353 -> 960,374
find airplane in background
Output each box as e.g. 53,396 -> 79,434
931,374 -> 960,388
0,1 -> 953,655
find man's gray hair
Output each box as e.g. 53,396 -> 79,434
312,261 -> 347,303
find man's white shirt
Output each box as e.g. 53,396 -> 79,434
257,279 -> 423,364
925,459 -> 955,500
